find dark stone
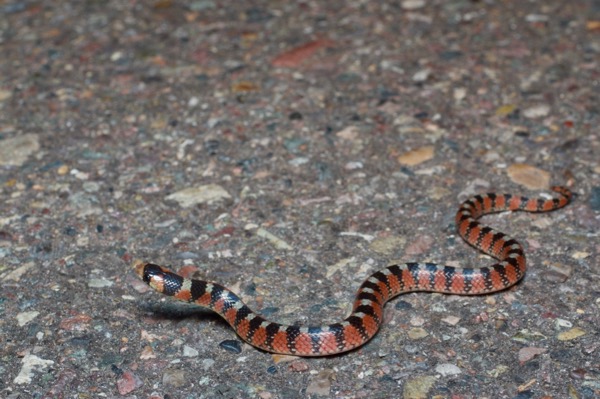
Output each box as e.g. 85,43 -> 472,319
204,139 -> 220,155
266,365 -> 278,374
289,111 -> 303,120
511,391 -> 534,399
439,50 -> 463,60
219,339 -> 242,353
395,300 -> 413,310
589,186 -> 600,211
63,226 -> 77,236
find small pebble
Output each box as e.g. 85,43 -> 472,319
512,391 -> 534,399
412,68 -> 431,83
569,368 -> 587,380
255,228 -> 293,250
407,327 -> 428,339
402,375 -> 436,399
110,51 -> 124,62
401,0 -> 426,11
139,346 -> 155,360
409,316 -> 425,327
518,347 -> 547,363
59,314 -> 92,331
397,146 -> 435,166
88,278 -> 114,288
203,139 -> 220,156
202,358 -> 215,371
182,345 -> 199,357
189,1 -> 216,11
116,370 -> 143,395
589,187 -> 600,211
555,318 -> 573,328
488,365 -> 509,378
557,327 -> 586,341
441,315 -> 460,326
336,125 -> 360,140
162,369 -> 186,388
495,104 -> 518,116
395,300 -> 413,310
16,311 -> 39,327
57,164 -> 69,175
523,104 -> 550,118
165,184 -> 232,207
4,263 -> 33,282
306,369 -> 334,396
289,157 -> 310,166
83,181 -> 100,193
512,329 -> 547,343
571,251 -> 590,260
525,14 -> 549,23
219,339 -> 242,353
453,87 -> 467,101
288,360 -> 310,372
271,39 -> 333,68
288,111 -> 303,120
541,263 -> 573,283
435,363 -> 462,377
344,161 -> 363,170
14,353 -> 54,384
63,226 -> 77,236
506,163 -> 550,189
231,81 -> 259,92
0,89 -> 12,101
0,133 -> 40,166
266,365 -> 278,374
369,235 -> 406,255
188,96 -> 199,107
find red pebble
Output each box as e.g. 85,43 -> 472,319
59,314 -> 92,331
116,370 -> 143,395
272,39 -> 334,68
288,360 -> 310,372
212,225 -> 235,238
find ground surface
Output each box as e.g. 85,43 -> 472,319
0,1 -> 599,398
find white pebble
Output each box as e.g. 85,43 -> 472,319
16,311 -> 40,327
188,97 -> 199,107
523,104 -> 550,118
412,68 -> 431,82
183,345 -> 199,357
402,0 -> 426,10
435,363 -> 462,376
555,318 -> 573,328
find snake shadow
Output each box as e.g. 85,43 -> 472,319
138,299 -> 226,325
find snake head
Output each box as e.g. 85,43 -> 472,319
133,260 -> 165,289
132,260 -> 182,295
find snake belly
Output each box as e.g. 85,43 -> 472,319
134,186 -> 572,356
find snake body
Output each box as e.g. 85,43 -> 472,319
135,186 -> 572,356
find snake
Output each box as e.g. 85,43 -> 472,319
134,185 -> 572,356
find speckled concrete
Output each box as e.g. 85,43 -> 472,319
1,1 -> 599,398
